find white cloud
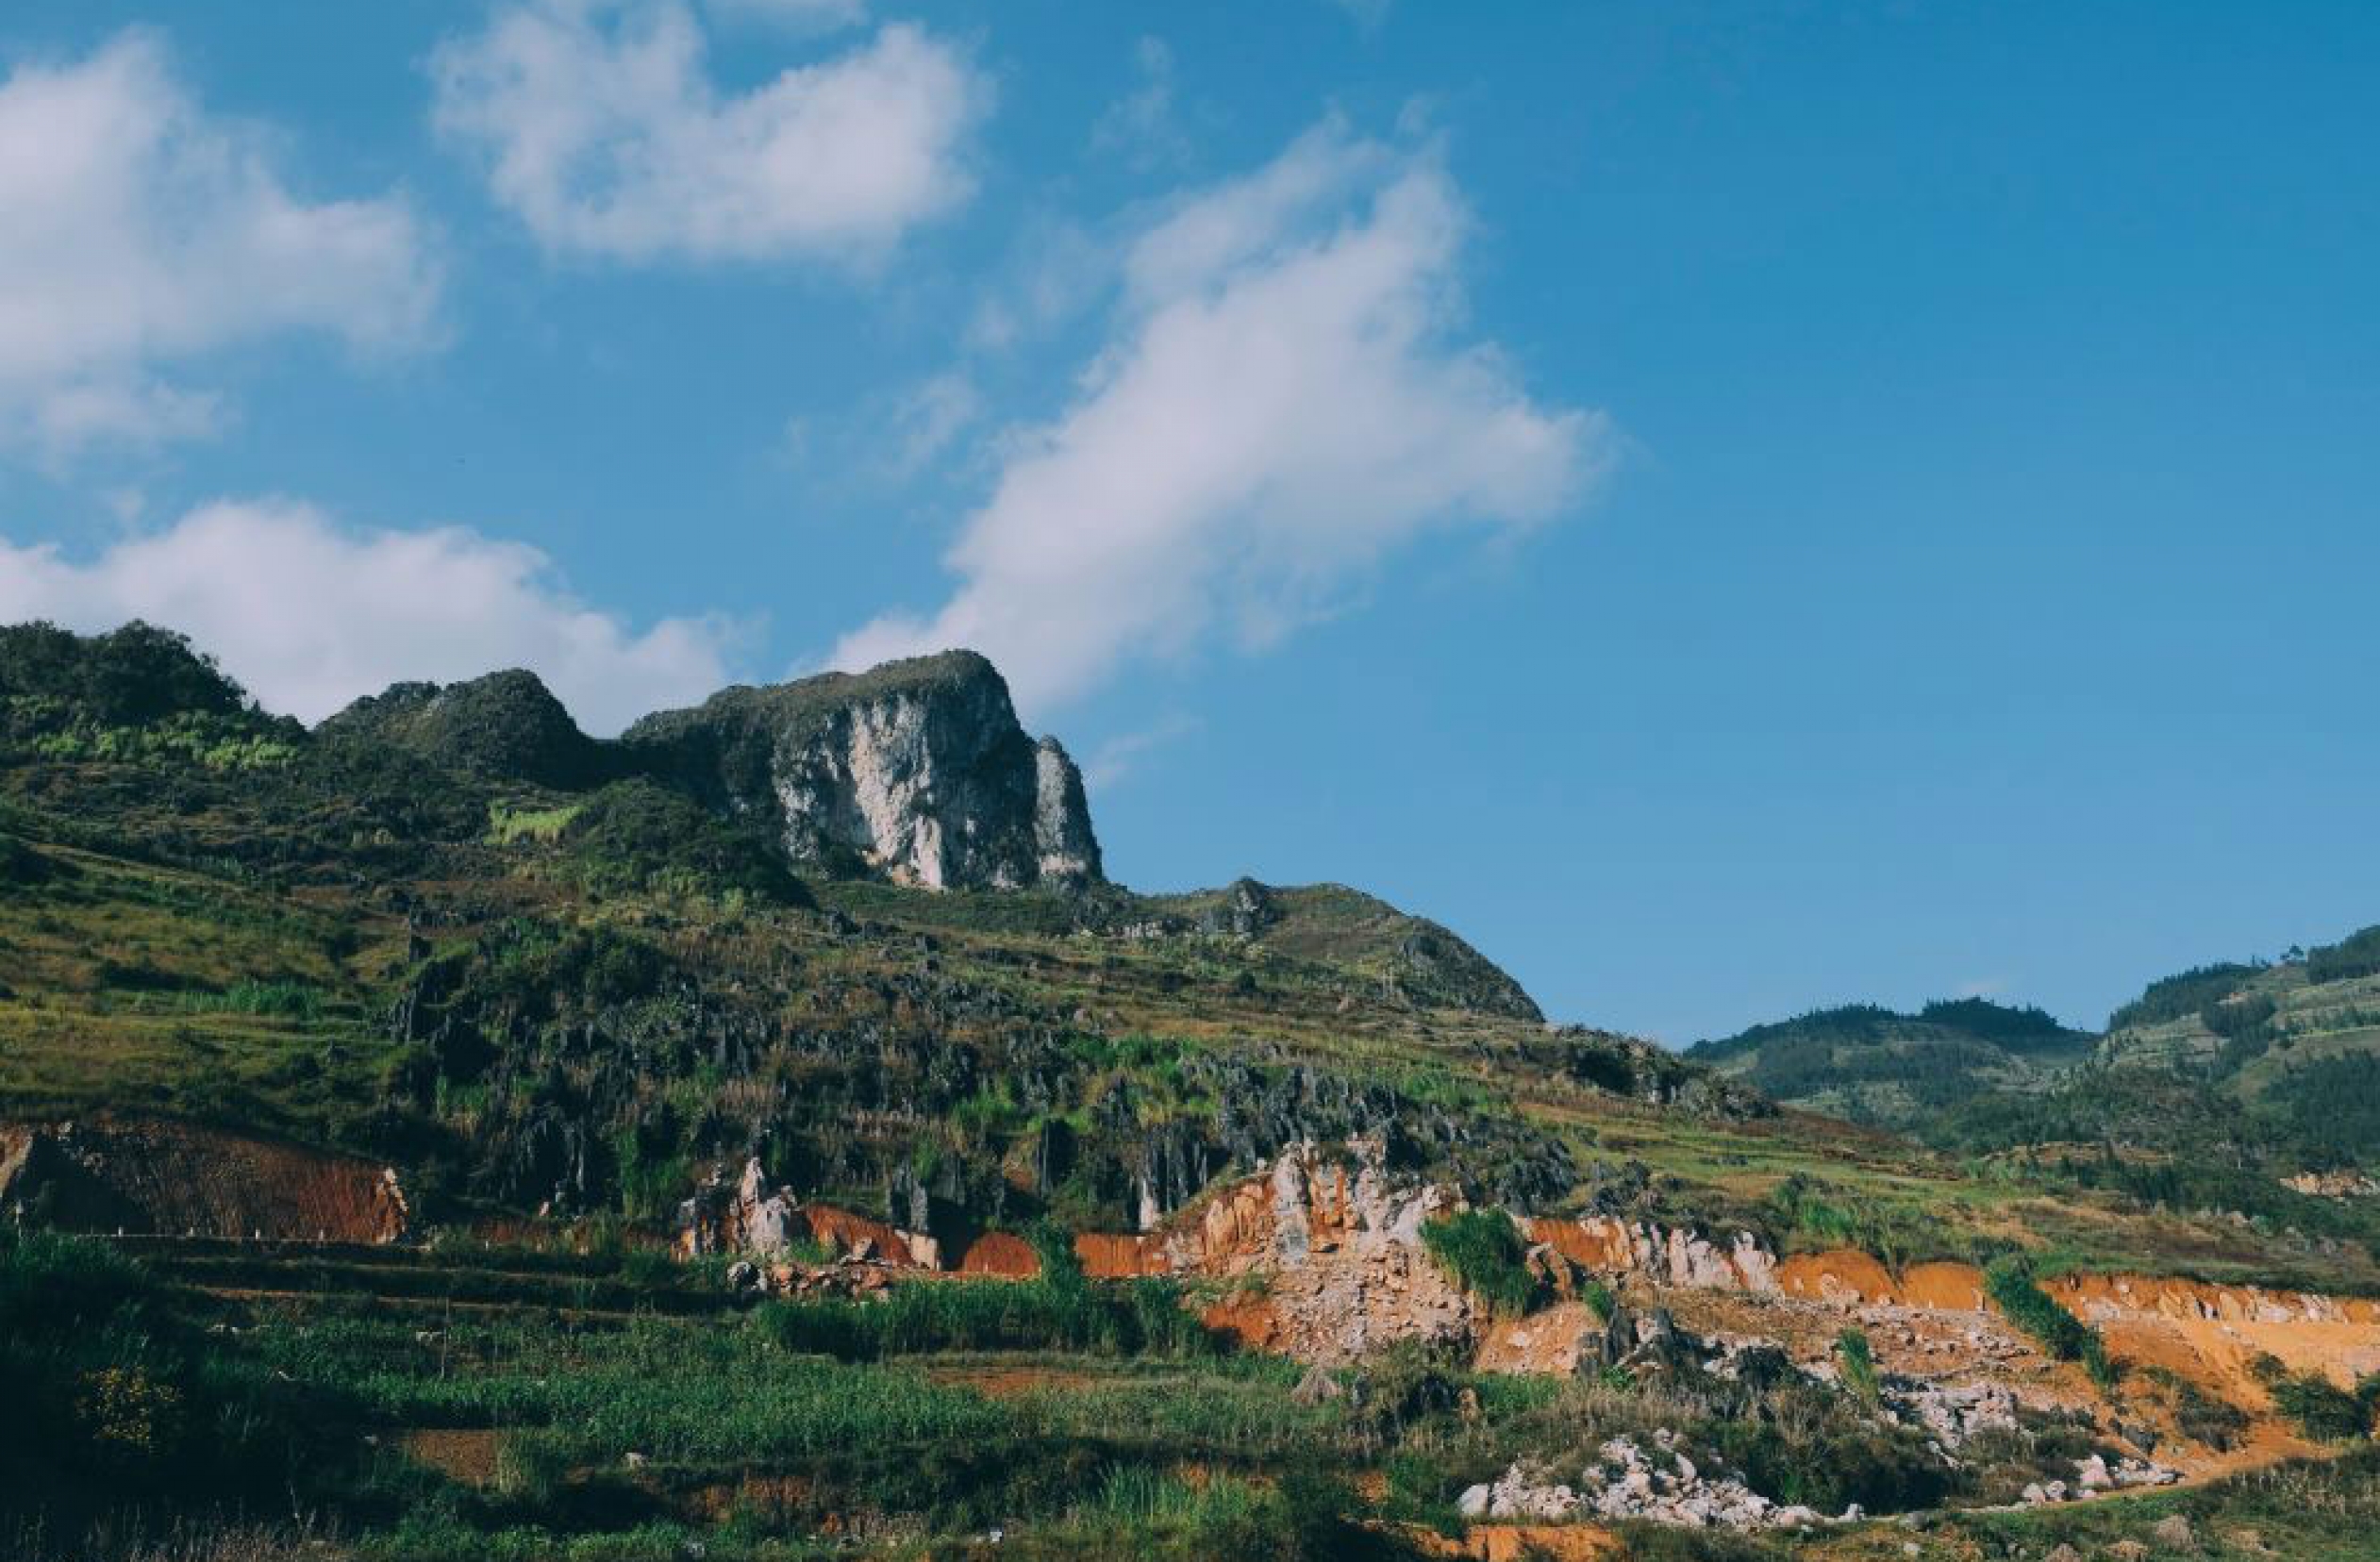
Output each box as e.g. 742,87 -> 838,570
834,121 -> 1608,714
431,0 -> 987,265
0,31 -> 441,457
0,501 -> 742,735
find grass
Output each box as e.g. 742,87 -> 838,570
1418,1211 -> 1542,1317
753,1274 -> 1219,1361
1835,1327 -> 1879,1405
486,801 -> 582,845
1983,1255 -> 2118,1391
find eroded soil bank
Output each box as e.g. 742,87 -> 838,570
0,1115 -> 408,1241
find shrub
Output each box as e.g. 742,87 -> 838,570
2140,1366 -> 2251,1451
753,1272 -> 1216,1360
1984,1256 -> 2116,1391
558,779 -> 807,905
1836,1327 -> 1880,1405
2270,1371 -> 2373,1442
1419,1210 -> 1542,1317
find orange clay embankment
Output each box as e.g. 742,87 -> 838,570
798,1204 -> 935,1267
1,1116 -> 408,1242
956,1231 -> 1040,1277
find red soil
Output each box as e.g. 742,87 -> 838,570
0,1115 -> 408,1242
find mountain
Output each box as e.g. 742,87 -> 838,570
8,620 -> 2380,1561
1687,998 -> 2097,1131
622,650 -> 1101,890
1692,938 -> 2380,1269
0,620 -> 1714,1242
318,669 -> 606,790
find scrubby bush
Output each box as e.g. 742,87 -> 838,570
558,779 -> 807,905
754,1271 -> 1216,1361
2269,1371 -> 2375,1442
1836,1327 -> 1880,1405
1419,1210 -> 1542,1316
0,1229 -> 352,1533
1984,1256 -> 2116,1391
2140,1365 -> 2251,1451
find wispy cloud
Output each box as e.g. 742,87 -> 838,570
0,30 -> 441,458
834,119 -> 1609,715
431,0 -> 988,266
1092,37 -> 1193,173
1083,713 -> 1201,791
0,500 -> 743,734
882,371 -> 984,477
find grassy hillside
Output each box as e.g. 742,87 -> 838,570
12,623 -> 2380,1559
6,623 -> 2376,1293
1686,999 -> 2097,1131
1691,938 -> 2380,1268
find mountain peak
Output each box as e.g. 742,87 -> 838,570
319,667 -> 601,789
624,649 -> 1102,891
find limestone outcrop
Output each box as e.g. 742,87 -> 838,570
676,1156 -> 940,1269
1459,1435 -> 1822,1531
624,651 -> 1101,890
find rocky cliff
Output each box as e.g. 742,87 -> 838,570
623,651 -> 1101,891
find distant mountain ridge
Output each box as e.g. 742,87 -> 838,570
1686,998 -> 2096,1131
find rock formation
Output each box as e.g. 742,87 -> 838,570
624,651 -> 1101,891
677,1156 -> 941,1269
1459,1435 -> 1822,1531
320,669 -> 602,789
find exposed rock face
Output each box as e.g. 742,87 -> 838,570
624,652 -> 1101,891
1526,1215 -> 1781,1292
1459,1435 -> 1822,1531
1032,737 -> 1100,882
676,1156 -> 941,1268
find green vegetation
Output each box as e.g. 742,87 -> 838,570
2139,1365 -> 2251,1451
756,1272 -> 1216,1361
2268,1370 -> 2380,1442
1686,998 -> 2095,1133
1834,1327 -> 1879,1405
554,778 -> 807,904
1983,1255 -> 2116,1391
2307,924 -> 2380,985
2106,959 -> 2270,1031
1419,1210 -> 1543,1316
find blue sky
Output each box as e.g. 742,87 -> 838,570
1,1 -> 2374,1042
